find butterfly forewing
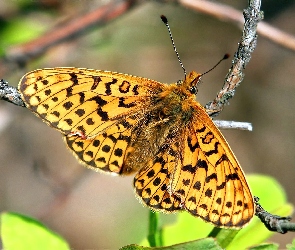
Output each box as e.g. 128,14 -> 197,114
186,108 -> 253,227
19,68 -> 164,137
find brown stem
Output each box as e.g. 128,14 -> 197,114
5,0 -> 140,64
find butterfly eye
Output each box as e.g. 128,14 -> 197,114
190,85 -> 198,94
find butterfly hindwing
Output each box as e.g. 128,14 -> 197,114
65,118 -> 134,174
134,138 -> 182,212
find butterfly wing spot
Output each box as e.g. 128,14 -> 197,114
19,68 -> 254,228
90,75 -> 101,90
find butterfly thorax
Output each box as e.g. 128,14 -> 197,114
155,71 -> 202,121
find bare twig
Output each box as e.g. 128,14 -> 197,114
4,0 -> 139,64
205,0 -> 263,116
3,0 -> 295,70
179,0 -> 295,51
255,197 -> 295,234
0,78 -> 253,131
0,79 -> 25,107
214,120 -> 252,131
202,0 -> 295,233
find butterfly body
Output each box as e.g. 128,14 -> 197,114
19,67 -> 254,228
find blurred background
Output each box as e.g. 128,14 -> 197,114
0,0 -> 294,249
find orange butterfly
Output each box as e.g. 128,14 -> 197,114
19,67 -> 254,228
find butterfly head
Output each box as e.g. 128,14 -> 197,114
183,71 -> 202,95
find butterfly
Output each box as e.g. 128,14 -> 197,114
19,66 -> 254,228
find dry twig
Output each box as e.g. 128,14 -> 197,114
3,0 -> 295,69
4,0 -> 139,65
205,0 -> 263,116
255,197 -> 295,234
179,0 -> 295,51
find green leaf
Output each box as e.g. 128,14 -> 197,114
1,212 -> 70,250
0,18 -> 45,56
161,212 -> 213,245
120,237 -> 222,250
249,175 -> 288,210
249,243 -> 279,250
286,238 -> 295,250
226,175 -> 293,250
209,228 -> 240,248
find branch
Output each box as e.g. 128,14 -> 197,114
255,197 -> 295,234
3,0 -> 295,71
0,77 -> 253,132
179,0 -> 295,51
204,0 -> 263,116
0,79 -> 25,107
4,0 -> 139,65
213,120 -> 252,131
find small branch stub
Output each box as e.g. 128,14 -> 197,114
0,79 -> 25,107
213,120 -> 252,131
255,197 -> 295,234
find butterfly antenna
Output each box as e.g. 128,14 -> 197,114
201,53 -> 230,76
161,15 -> 187,77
